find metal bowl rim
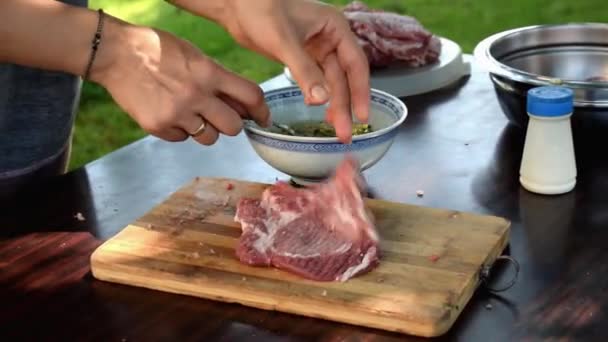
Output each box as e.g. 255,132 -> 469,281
474,23 -> 608,90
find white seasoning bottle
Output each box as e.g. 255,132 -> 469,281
519,86 -> 576,195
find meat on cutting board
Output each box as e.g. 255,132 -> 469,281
343,1 -> 441,68
234,158 -> 379,282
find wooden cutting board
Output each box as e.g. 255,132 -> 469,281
90,177 -> 510,337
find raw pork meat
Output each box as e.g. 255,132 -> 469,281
343,1 -> 441,68
234,158 -> 379,282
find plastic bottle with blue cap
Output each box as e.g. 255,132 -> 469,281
519,86 -> 576,195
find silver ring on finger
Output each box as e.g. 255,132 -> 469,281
189,117 -> 207,137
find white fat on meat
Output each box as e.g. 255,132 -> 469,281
280,242 -> 352,259
322,173 -> 378,243
252,208 -> 302,256
336,246 -> 377,282
251,229 -> 273,256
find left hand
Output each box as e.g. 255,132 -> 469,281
91,21 -> 270,146
173,0 -> 371,143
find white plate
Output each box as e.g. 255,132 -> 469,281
283,37 -> 471,98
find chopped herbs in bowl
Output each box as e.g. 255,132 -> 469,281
243,86 -> 407,185
270,121 -> 372,137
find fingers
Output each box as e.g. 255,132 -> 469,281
198,98 -> 244,137
183,114 -> 207,137
190,120 -> 219,146
151,127 -> 190,142
279,31 -> 331,106
145,94 -> 245,146
138,115 -> 189,142
185,97 -> 243,145
322,53 -> 352,144
215,69 -> 271,127
181,113 -> 218,146
218,93 -> 248,118
336,30 -> 370,123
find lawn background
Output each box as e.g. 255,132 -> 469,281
72,0 -> 604,169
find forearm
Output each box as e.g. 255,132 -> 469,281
0,0 -> 126,82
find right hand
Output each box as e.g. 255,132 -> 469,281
216,0 -> 370,144
90,16 -> 270,145
168,0 -> 370,144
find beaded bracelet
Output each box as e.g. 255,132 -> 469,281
83,9 -> 105,80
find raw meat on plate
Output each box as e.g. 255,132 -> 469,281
343,1 -> 441,68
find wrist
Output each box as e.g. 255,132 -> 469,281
86,14 -> 164,92
86,14 -> 131,85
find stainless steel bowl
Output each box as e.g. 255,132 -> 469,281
474,23 -> 608,128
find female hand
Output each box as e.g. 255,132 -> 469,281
91,17 -> 270,145
171,0 -> 371,143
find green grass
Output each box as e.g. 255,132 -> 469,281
71,0 -> 604,169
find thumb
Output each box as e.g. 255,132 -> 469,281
281,41 -> 329,105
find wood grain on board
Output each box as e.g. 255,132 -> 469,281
91,177 -> 510,337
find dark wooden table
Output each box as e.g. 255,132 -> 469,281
2,57 -> 608,341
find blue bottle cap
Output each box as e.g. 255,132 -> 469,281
527,86 -> 574,117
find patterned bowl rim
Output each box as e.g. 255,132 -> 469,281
244,86 -> 407,143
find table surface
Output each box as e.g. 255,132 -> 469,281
2,57 -> 608,342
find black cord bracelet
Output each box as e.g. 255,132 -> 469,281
83,9 -> 105,80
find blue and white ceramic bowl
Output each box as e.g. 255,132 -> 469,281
244,86 -> 407,184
